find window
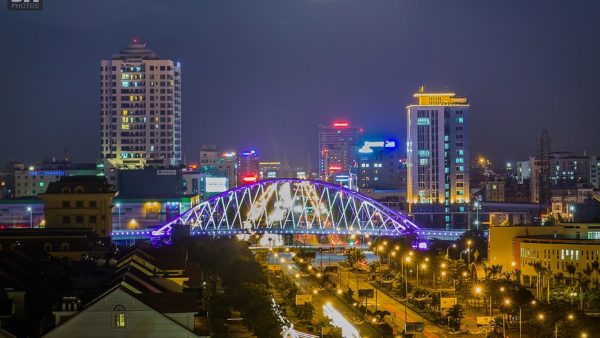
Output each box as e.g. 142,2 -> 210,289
89,201 -> 97,208
456,117 -> 464,124
417,117 -> 430,125
75,216 -> 84,224
455,158 -> 464,163
62,216 -> 70,224
60,242 -> 70,251
62,201 -> 70,208
418,150 -> 430,158
113,305 -> 126,328
419,158 -> 429,166
76,201 -> 84,208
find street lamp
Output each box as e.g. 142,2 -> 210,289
446,243 -> 457,260
474,286 -> 492,316
466,240 -> 473,266
27,207 -> 32,228
570,205 -> 575,222
116,203 -> 122,229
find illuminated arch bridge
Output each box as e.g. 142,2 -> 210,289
151,179 -> 419,237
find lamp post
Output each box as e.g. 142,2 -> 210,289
116,203 -> 121,229
404,256 -> 411,297
475,286 -> 492,316
446,243 -> 457,260
474,200 -> 481,230
569,205 -> 575,222
466,240 -> 472,266
27,207 -> 32,228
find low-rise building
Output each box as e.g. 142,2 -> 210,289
489,223 -> 600,287
40,176 -> 116,237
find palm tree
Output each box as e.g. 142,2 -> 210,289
531,261 -> 545,299
592,260 -> 599,285
565,262 -> 577,285
554,272 -> 565,286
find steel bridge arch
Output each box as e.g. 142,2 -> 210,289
152,179 -> 419,237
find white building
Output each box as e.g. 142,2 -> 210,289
44,286 -> 201,338
100,39 -> 182,169
406,89 -> 470,205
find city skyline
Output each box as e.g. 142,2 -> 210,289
1,1 -> 600,167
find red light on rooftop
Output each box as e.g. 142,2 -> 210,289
132,38 -> 139,43
333,121 -> 349,128
241,174 -> 258,184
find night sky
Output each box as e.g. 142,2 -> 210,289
1,0 -> 599,167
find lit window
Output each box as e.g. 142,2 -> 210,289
419,158 -> 429,166
457,117 -> 464,124
417,117 -> 430,125
455,158 -> 464,163
114,313 -> 125,327
418,150 -> 430,158
457,150 -> 464,156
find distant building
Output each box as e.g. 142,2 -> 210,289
521,152 -> 591,203
406,88 -> 470,228
590,155 -> 600,189
112,196 -> 198,230
0,198 -> 44,228
318,121 -> 362,184
484,180 -> 505,203
259,162 -> 281,180
237,149 -> 260,185
199,145 -> 237,187
13,161 -> 103,198
117,168 -> 183,198
40,176 -> 116,237
550,185 -> 593,220
100,39 -> 182,169
357,139 -> 403,191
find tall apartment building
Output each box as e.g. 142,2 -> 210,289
406,88 -> 469,228
318,121 -> 362,184
100,39 -> 181,169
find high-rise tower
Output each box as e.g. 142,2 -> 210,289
318,121 -> 362,184
406,88 -> 469,228
100,39 -> 181,169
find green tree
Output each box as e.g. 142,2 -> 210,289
445,304 -> 465,331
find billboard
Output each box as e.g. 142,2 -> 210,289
205,177 -> 228,193
358,289 -> 374,298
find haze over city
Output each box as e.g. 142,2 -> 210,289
2,0 -> 600,166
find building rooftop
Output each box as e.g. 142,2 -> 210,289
132,292 -> 198,313
44,176 -> 115,194
112,39 -> 159,61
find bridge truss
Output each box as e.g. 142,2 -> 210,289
152,179 -> 419,237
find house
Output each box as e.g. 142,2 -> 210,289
44,286 -> 201,338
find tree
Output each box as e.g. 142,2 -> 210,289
445,304 -> 465,331
592,260 -> 600,285
565,263 -> 577,285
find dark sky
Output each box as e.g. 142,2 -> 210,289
1,0 -> 599,168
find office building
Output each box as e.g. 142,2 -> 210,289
406,88 -> 469,228
318,121 -> 362,184
237,149 -> 260,185
357,139 -> 403,191
489,223 -> 600,287
100,39 -> 182,169
13,161 -> 103,198
199,145 -> 237,186
259,161 -> 282,180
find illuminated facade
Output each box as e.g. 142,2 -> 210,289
14,162 -> 103,198
318,121 -> 362,184
406,89 -> 469,228
357,139 -> 403,190
237,149 -> 260,185
40,176 -> 116,237
100,39 -> 182,169
489,224 -> 600,286
199,145 -> 237,187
